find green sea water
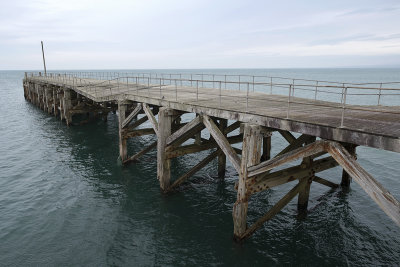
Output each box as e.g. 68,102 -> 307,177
0,69 -> 399,266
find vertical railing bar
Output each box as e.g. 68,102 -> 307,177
286,84 -> 292,119
196,80 -> 199,102
292,79 -> 295,96
159,78 -> 162,99
224,75 -> 227,89
314,81 -> 319,100
378,83 -> 383,105
175,79 -> 178,101
219,81 -> 222,106
246,82 -> 249,112
270,77 -> 273,94
340,87 -> 348,128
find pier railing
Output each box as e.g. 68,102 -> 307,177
25,71 -> 400,128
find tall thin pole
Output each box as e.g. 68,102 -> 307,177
41,41 -> 47,76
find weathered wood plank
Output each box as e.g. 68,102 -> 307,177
122,103 -> 142,128
313,176 -> 339,188
167,135 -> 243,159
241,176 -> 309,240
298,137 -> 316,212
233,124 -> 263,239
341,144 -> 357,187
143,103 -> 159,136
203,115 -> 241,173
168,149 -> 222,191
244,157 -> 338,195
123,141 -> 157,164
123,128 -> 155,138
157,107 -> 173,191
118,102 -> 128,161
224,121 -> 241,135
248,141 -> 327,177
166,115 -> 203,146
327,142 -> 400,226
276,134 -> 315,158
278,130 -> 296,143
218,119 -> 228,178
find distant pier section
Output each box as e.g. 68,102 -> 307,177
23,71 -> 400,240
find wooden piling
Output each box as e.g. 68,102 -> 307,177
63,89 -> 72,125
118,101 -> 128,161
157,107 -> 173,191
233,124 -> 263,239
341,144 -> 357,187
218,119 -> 227,178
297,137 -> 316,213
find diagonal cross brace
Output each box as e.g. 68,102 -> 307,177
122,103 -> 142,129
143,103 -> 159,136
203,115 -> 241,173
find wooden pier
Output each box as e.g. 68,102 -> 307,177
23,72 -> 400,240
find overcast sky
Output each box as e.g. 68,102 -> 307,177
1,0 -> 400,70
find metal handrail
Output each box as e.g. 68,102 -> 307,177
25,71 -> 400,129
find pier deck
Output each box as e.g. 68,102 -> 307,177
27,74 -> 400,152
23,72 -> 400,241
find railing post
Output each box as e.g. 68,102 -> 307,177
286,84 -> 292,119
246,82 -> 249,112
196,80 -> 199,102
224,75 -> 227,89
314,81 -> 319,100
292,79 -> 295,96
175,79 -> 178,101
378,83 -> 382,105
270,77 -> 273,94
340,87 -> 348,128
159,78 -> 162,99
219,81 -> 222,106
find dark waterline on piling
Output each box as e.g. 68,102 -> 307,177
1,69 -> 399,266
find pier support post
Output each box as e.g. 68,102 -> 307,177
118,101 -> 128,161
261,133 -> 272,161
63,89 -> 72,125
233,123 -> 263,239
218,119 -> 228,178
157,107 -> 173,191
297,137 -> 316,213
53,88 -> 59,117
341,144 -> 357,188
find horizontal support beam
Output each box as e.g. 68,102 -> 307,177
242,156 -> 338,195
248,140 -> 327,177
167,135 -> 243,159
123,128 -> 155,138
313,176 -> 339,188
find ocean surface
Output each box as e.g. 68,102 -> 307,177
0,69 -> 399,266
